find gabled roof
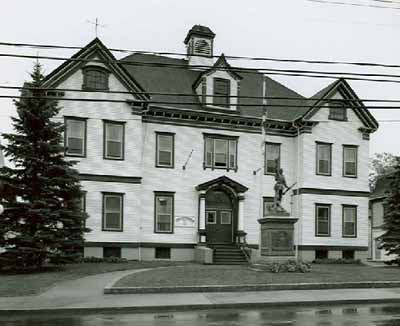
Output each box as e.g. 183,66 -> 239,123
302,78 -> 379,130
42,38 -> 149,101
196,175 -> 248,193
192,53 -> 242,90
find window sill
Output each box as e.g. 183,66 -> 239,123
156,164 -> 175,169
343,174 -> 358,178
154,231 -> 174,234
65,153 -> 85,158
316,173 -> 332,177
102,228 -> 123,232
104,156 -> 125,161
342,235 -> 357,238
315,234 -> 331,237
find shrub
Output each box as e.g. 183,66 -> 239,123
81,256 -> 128,263
313,258 -> 361,264
255,260 -> 311,273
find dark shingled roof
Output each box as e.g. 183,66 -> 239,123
184,25 -> 216,44
119,53 -> 307,120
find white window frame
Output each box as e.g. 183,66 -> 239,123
206,211 -> 217,225
104,121 -> 124,160
316,204 -> 331,237
204,135 -> 238,171
220,211 -> 232,225
343,145 -> 358,178
316,142 -> 332,176
65,117 -> 86,157
155,192 -> 174,233
343,205 -> 357,237
265,142 -> 281,175
156,132 -> 174,168
102,193 -> 123,231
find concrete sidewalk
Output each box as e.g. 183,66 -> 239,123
2,269 -> 400,314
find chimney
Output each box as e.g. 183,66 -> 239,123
184,25 -> 215,69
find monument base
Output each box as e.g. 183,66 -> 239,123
256,215 -> 298,261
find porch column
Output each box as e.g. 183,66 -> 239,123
238,193 -> 245,232
198,190 -> 207,243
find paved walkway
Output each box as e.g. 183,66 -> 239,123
1,268 -> 400,313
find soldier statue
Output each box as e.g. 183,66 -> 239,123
273,168 -> 288,211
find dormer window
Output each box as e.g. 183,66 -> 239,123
82,66 -> 109,90
213,78 -> 230,108
328,101 -> 347,121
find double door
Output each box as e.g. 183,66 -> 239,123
206,209 -> 232,243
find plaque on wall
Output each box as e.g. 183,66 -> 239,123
175,215 -> 196,228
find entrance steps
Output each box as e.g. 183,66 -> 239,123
208,243 -> 249,265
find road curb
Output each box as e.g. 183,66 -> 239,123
2,298 -> 400,315
104,281 -> 400,294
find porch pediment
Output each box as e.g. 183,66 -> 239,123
195,176 -> 248,194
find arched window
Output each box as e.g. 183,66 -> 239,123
82,66 -> 109,90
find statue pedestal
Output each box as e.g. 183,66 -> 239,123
257,210 -> 298,259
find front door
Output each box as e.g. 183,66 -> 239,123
205,190 -> 233,244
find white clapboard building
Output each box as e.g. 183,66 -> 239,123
38,25 -> 378,262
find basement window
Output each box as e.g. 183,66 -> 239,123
155,247 -> 171,259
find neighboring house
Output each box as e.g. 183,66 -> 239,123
369,174 -> 396,261
39,25 -> 378,262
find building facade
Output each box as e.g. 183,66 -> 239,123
40,25 -> 378,262
369,174 -> 395,261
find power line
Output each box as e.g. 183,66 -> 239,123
306,0 -> 400,9
1,52 -> 400,85
1,84 -> 400,104
0,94 -> 399,110
1,40 -> 400,70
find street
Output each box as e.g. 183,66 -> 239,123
1,304 -> 400,325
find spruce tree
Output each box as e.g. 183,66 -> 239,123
379,157 -> 400,259
0,63 -> 87,271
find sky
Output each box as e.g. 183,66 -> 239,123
0,0 -> 400,159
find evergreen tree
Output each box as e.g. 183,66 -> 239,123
379,157 -> 400,258
0,63 -> 88,271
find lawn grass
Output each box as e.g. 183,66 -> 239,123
0,260 -> 189,297
114,264 -> 400,288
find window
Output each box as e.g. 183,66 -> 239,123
263,197 -> 274,216
342,250 -> 355,260
213,78 -> 230,108
265,142 -> 281,175
155,247 -> 171,259
104,121 -> 124,160
328,101 -> 347,121
220,211 -> 232,225
155,192 -> 174,233
315,249 -> 328,259
204,135 -> 237,170
316,142 -> 332,176
65,118 -> 86,157
156,133 -> 174,168
103,247 -> 121,258
315,204 -> 331,236
343,205 -> 357,237
343,145 -> 358,177
206,211 -> 217,224
102,193 -> 123,231
82,66 -> 109,90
